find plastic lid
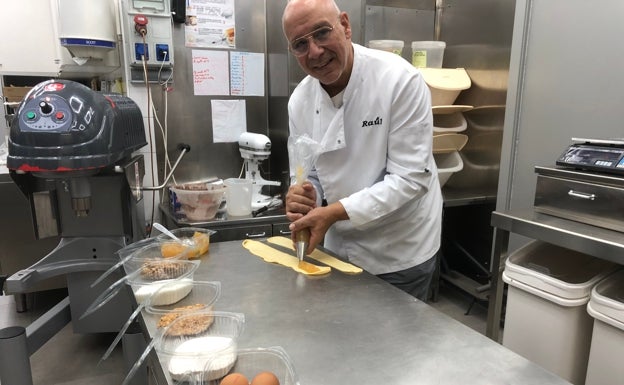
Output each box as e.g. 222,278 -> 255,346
420,68 -> 471,91
411,41 -> 446,48
504,240 -> 618,300
368,40 -> 404,49
588,269 -> 624,324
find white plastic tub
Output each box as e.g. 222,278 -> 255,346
502,241 -> 618,385
433,151 -> 463,187
433,111 -> 467,133
420,68 -> 471,106
411,41 -> 445,68
585,269 -> 624,385
432,133 -> 468,154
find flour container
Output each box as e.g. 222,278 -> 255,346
224,178 -> 252,217
585,269 -> 624,385
502,240 -> 618,385
368,40 -> 404,55
411,41 -> 446,68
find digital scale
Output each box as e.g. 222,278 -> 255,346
556,138 -> 624,175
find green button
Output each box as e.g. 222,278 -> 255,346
26,111 -> 36,120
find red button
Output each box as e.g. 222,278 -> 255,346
55,111 -> 65,120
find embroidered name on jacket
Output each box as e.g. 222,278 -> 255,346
362,116 -> 383,127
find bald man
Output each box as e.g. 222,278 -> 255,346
283,0 -> 442,301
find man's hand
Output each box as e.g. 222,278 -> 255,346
285,181 -> 317,222
289,202 -> 348,255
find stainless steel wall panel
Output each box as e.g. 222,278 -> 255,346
438,0 -> 515,191
499,0 -> 624,212
364,5 -> 435,62
499,0 -> 624,251
153,1 -> 273,188
266,0 -> 291,196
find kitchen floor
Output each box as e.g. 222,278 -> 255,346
0,280 -> 492,385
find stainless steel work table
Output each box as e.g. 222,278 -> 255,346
144,239 -> 570,385
487,209 -> 624,341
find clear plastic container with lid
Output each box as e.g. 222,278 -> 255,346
368,40 -> 404,55
411,41 -> 446,68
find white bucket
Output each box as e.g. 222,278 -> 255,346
585,269 -> 624,385
502,240 -> 618,385
224,178 -> 252,217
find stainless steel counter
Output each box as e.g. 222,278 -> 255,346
144,239 -> 570,385
486,209 -> 624,341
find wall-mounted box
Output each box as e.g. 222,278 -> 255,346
0,0 -> 121,78
121,0 -> 174,83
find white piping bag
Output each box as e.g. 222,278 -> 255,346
287,135 -> 322,262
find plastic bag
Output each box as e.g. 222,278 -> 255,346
287,135 -> 322,185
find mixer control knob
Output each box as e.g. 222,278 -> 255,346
39,101 -> 53,115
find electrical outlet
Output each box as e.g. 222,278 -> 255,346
123,0 -> 173,83
155,44 -> 169,62
135,42 -> 149,61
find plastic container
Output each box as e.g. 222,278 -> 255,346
420,68 -> 471,106
83,259 -> 200,320
127,259 -> 200,304
502,240 -> 618,385
433,151 -> 463,187
144,280 -> 221,324
205,346 -> 300,385
170,181 -> 226,221
368,40 -> 404,55
155,227 -> 217,259
433,111 -> 467,133
127,240 -> 192,262
411,41 -> 446,68
432,133 -> 468,154
585,269 -> 624,385
224,178 -> 252,217
155,311 -> 245,382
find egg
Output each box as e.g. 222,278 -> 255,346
220,372 -> 249,385
250,371 -> 280,385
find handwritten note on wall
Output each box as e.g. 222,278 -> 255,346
192,50 -> 230,96
230,51 -> 265,96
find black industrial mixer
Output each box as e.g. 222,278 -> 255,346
6,79 -> 148,333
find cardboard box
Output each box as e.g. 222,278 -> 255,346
2,86 -> 32,103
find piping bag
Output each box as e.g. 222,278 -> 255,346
287,135 -> 322,263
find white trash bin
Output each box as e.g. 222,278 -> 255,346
585,269 -> 624,385
502,240 -> 618,385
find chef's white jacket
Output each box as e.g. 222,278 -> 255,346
288,43 -> 442,275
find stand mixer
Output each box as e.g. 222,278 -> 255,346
238,132 -> 281,209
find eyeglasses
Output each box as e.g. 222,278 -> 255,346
288,23 -> 337,57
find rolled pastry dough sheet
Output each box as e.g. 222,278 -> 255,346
242,239 -> 330,276
267,236 -> 363,275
